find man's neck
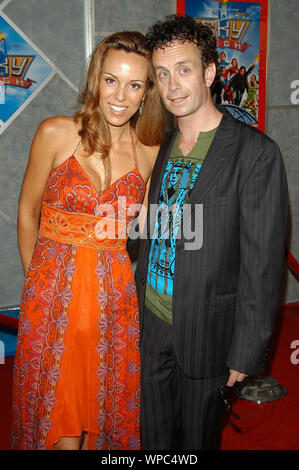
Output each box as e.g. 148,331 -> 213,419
178,102 -> 222,140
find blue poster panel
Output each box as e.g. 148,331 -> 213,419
0,15 -> 53,131
177,0 -> 268,131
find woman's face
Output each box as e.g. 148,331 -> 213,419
99,49 -> 148,128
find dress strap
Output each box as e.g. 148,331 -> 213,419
130,130 -> 139,170
73,139 -> 81,156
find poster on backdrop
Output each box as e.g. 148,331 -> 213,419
177,0 -> 268,132
0,14 -> 53,133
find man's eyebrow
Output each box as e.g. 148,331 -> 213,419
175,61 -> 193,66
155,61 -> 194,69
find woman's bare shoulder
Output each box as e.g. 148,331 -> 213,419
33,116 -> 80,161
28,116 -> 80,171
36,115 -> 78,140
135,140 -> 160,185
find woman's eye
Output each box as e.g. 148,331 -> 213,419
105,78 -> 115,85
130,83 -> 140,90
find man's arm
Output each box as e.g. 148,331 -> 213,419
226,137 -> 288,379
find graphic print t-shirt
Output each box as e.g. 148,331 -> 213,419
145,127 -> 217,324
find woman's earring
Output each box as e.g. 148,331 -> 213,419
139,99 -> 144,115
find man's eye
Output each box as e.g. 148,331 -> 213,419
159,71 -> 168,78
181,68 -> 189,74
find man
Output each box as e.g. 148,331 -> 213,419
226,63 -> 255,106
242,73 -> 259,117
135,15 -> 288,450
212,51 -> 229,104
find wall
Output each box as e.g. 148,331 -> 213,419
0,0 -> 85,307
265,0 -> 299,302
0,0 -> 298,308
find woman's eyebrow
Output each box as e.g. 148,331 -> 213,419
102,72 -> 145,83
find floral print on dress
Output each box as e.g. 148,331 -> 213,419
12,153 -> 145,450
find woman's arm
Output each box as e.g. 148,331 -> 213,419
17,118 -> 61,274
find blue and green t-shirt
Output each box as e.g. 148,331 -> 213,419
145,127 -> 217,324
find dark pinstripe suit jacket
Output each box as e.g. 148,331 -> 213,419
135,109 -> 288,379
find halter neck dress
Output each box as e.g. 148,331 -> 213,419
12,135 -> 145,450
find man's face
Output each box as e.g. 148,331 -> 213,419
152,41 -> 215,120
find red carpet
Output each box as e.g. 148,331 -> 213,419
0,304 -> 298,450
0,356 -> 14,450
220,303 -> 299,450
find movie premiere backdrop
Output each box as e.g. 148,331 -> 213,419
0,13 -> 53,134
177,0 -> 268,132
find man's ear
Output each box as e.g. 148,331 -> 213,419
205,62 -> 216,88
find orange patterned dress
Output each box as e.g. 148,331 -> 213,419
12,142 -> 145,450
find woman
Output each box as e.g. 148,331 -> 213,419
12,31 -> 166,450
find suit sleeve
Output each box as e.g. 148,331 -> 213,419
226,138 -> 289,376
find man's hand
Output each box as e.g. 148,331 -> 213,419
226,369 -> 248,387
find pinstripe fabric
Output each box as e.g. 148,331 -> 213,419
140,308 -> 181,450
136,108 -> 289,381
140,306 -> 228,450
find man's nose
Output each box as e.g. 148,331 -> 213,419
168,74 -> 181,92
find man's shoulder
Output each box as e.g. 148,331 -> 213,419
227,111 -> 277,150
225,113 -> 284,176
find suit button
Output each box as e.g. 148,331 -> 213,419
141,278 -> 145,285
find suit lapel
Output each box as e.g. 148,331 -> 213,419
147,109 -> 239,227
188,109 -> 239,204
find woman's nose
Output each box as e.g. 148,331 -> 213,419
115,85 -> 127,102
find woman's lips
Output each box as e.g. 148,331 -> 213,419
109,104 -> 128,114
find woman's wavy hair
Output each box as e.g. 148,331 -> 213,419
74,31 -> 167,188
146,15 -> 219,77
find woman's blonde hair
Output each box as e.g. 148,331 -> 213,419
74,31 -> 167,189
